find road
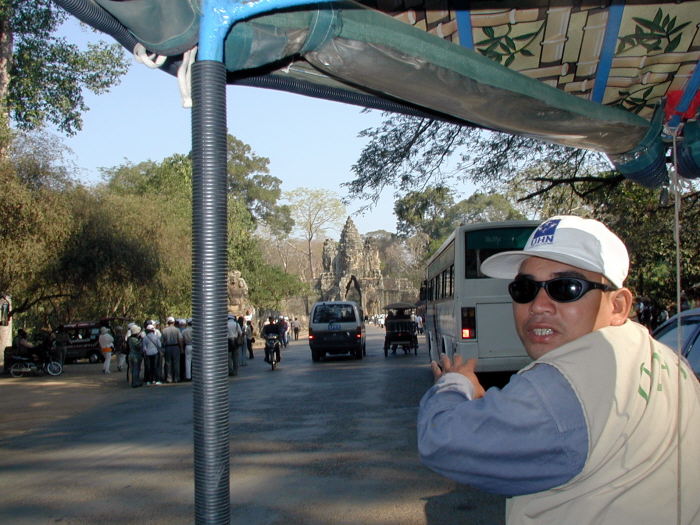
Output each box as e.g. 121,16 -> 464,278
0,326 -> 505,524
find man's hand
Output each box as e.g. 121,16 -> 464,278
430,354 -> 485,399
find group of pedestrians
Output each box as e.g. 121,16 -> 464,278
225,314 -> 303,374
226,313 -> 256,376
112,317 -> 193,388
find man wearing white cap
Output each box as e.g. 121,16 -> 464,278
417,215 -> 700,525
161,316 -> 183,383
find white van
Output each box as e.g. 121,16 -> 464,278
308,301 -> 366,361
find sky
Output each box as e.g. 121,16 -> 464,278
55,19 -> 407,236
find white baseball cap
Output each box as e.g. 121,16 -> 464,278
166,316 -> 175,323
480,215 -> 629,288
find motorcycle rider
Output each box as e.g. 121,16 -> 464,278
262,317 -> 281,364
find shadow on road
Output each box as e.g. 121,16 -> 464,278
423,486 -> 505,525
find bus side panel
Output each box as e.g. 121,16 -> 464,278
476,302 -> 525,358
435,300 -> 455,355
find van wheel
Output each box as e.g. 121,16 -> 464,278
88,351 -> 102,364
311,350 -> 321,362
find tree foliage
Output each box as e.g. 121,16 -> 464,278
394,188 -> 525,258
0,157 -> 72,319
2,129 -> 305,329
286,188 -> 346,280
347,114 -> 613,203
225,134 -> 292,227
576,180 -> 700,309
1,1 -> 128,136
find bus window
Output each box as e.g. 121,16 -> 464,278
465,227 -> 534,278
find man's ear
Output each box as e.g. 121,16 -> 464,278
610,288 -> 634,326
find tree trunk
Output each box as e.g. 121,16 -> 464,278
0,9 -> 13,156
306,237 -> 315,281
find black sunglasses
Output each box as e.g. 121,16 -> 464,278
508,277 -> 614,304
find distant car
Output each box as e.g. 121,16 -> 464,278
58,318 -> 128,364
308,301 -> 366,361
57,321 -> 105,364
652,307 -> 700,379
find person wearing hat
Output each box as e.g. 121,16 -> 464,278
417,215 -> 700,525
98,326 -> 114,375
126,325 -> 143,388
161,316 -> 183,383
142,323 -> 162,385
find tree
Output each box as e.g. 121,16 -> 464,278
0,156 -> 73,319
286,188 -> 346,280
101,146 -> 305,320
0,131 -> 78,323
394,186 -> 455,238
450,192 -> 526,224
575,179 -> 700,309
347,114 -> 611,205
1,1 -> 128,140
225,134 -> 292,227
47,189 -> 166,320
394,187 -> 525,258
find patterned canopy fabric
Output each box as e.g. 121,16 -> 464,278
370,0 -> 700,124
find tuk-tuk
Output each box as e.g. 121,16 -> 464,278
383,302 -> 418,357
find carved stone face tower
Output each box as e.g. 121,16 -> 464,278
336,217 -> 363,277
317,216 -> 417,315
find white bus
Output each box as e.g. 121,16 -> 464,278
424,220 -> 539,372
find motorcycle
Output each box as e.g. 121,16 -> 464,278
10,353 -> 63,377
263,333 -> 281,371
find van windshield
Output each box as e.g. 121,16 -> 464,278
313,304 -> 356,324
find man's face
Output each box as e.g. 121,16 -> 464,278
513,257 -> 617,360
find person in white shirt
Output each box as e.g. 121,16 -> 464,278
98,326 -> 114,375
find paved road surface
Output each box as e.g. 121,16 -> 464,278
0,326 -> 505,524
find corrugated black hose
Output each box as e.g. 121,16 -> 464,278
191,60 -> 231,525
53,0 -> 140,52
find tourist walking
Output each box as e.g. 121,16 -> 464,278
182,319 -> 193,381
291,317 -> 300,340
113,325 -> 126,371
237,316 -> 247,366
126,325 -> 143,388
98,327 -> 114,374
142,324 -> 162,385
161,316 -> 183,383
245,320 -> 254,359
279,316 -> 289,347
227,313 -> 242,376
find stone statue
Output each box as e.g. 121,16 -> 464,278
322,239 -> 337,273
227,270 -> 251,315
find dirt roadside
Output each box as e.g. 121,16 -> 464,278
0,360 -> 136,440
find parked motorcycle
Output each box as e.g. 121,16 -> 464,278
9,354 -> 63,377
263,333 -> 281,371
